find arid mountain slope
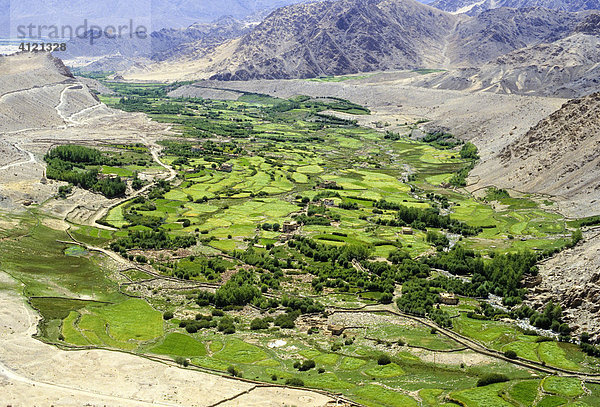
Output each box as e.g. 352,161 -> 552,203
472,92 -> 600,217
63,17 -> 254,72
445,7 -> 584,67
126,0 -> 589,81
208,0 -> 456,80
532,230 -> 600,340
408,31 -> 600,97
431,0 -> 600,15
0,52 -> 105,132
5,0 -> 315,30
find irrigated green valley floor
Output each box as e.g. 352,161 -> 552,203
1,81 -> 599,407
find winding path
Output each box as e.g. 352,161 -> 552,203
85,135 -> 177,229
0,143 -> 36,171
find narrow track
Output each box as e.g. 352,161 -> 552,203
333,305 -> 600,383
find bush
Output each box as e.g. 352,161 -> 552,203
377,355 -> 391,366
504,350 -> 517,359
274,311 -> 300,329
250,317 -> 270,330
477,373 -> 509,387
298,360 -> 316,371
163,311 -> 174,320
218,317 -> 235,333
175,357 -> 189,367
285,378 -> 305,387
379,292 -> 393,304
227,365 -> 241,377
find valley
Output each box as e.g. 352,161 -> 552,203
1,50 -> 600,406
2,0 -> 600,403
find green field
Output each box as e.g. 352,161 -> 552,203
1,83 -> 599,407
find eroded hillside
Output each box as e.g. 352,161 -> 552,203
472,92 -> 600,217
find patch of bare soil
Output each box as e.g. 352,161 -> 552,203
415,349 -> 493,366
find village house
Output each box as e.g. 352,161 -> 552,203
319,180 -> 339,189
282,220 -> 299,233
218,163 -> 233,172
322,198 -> 335,207
439,293 -> 459,305
328,325 -> 344,336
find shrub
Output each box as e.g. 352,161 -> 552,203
227,365 -> 241,377
274,311 -> 300,329
250,317 -> 270,330
163,311 -> 174,320
218,317 -> 235,333
477,373 -> 509,387
175,357 -> 189,367
504,350 -> 517,359
377,355 -> 391,366
379,292 -> 393,304
285,378 -> 304,387
298,360 -> 316,371
318,368 -> 325,374
581,332 -> 590,344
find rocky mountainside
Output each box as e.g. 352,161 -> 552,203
150,17 -> 253,61
62,16 -> 253,72
531,231 -> 600,341
409,13 -> 600,97
132,0 -> 590,81
445,7 -> 584,66
65,18 -> 250,60
208,0 -> 456,80
430,0 -> 600,15
472,92 -> 600,217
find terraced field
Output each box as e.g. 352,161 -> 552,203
1,84 -> 598,407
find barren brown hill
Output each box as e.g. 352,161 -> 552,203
430,0 -> 600,15
531,230 -> 600,340
208,0 -> 457,80
125,0 -> 589,81
0,52 -> 106,132
472,92 -> 600,217
407,14 -> 600,97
